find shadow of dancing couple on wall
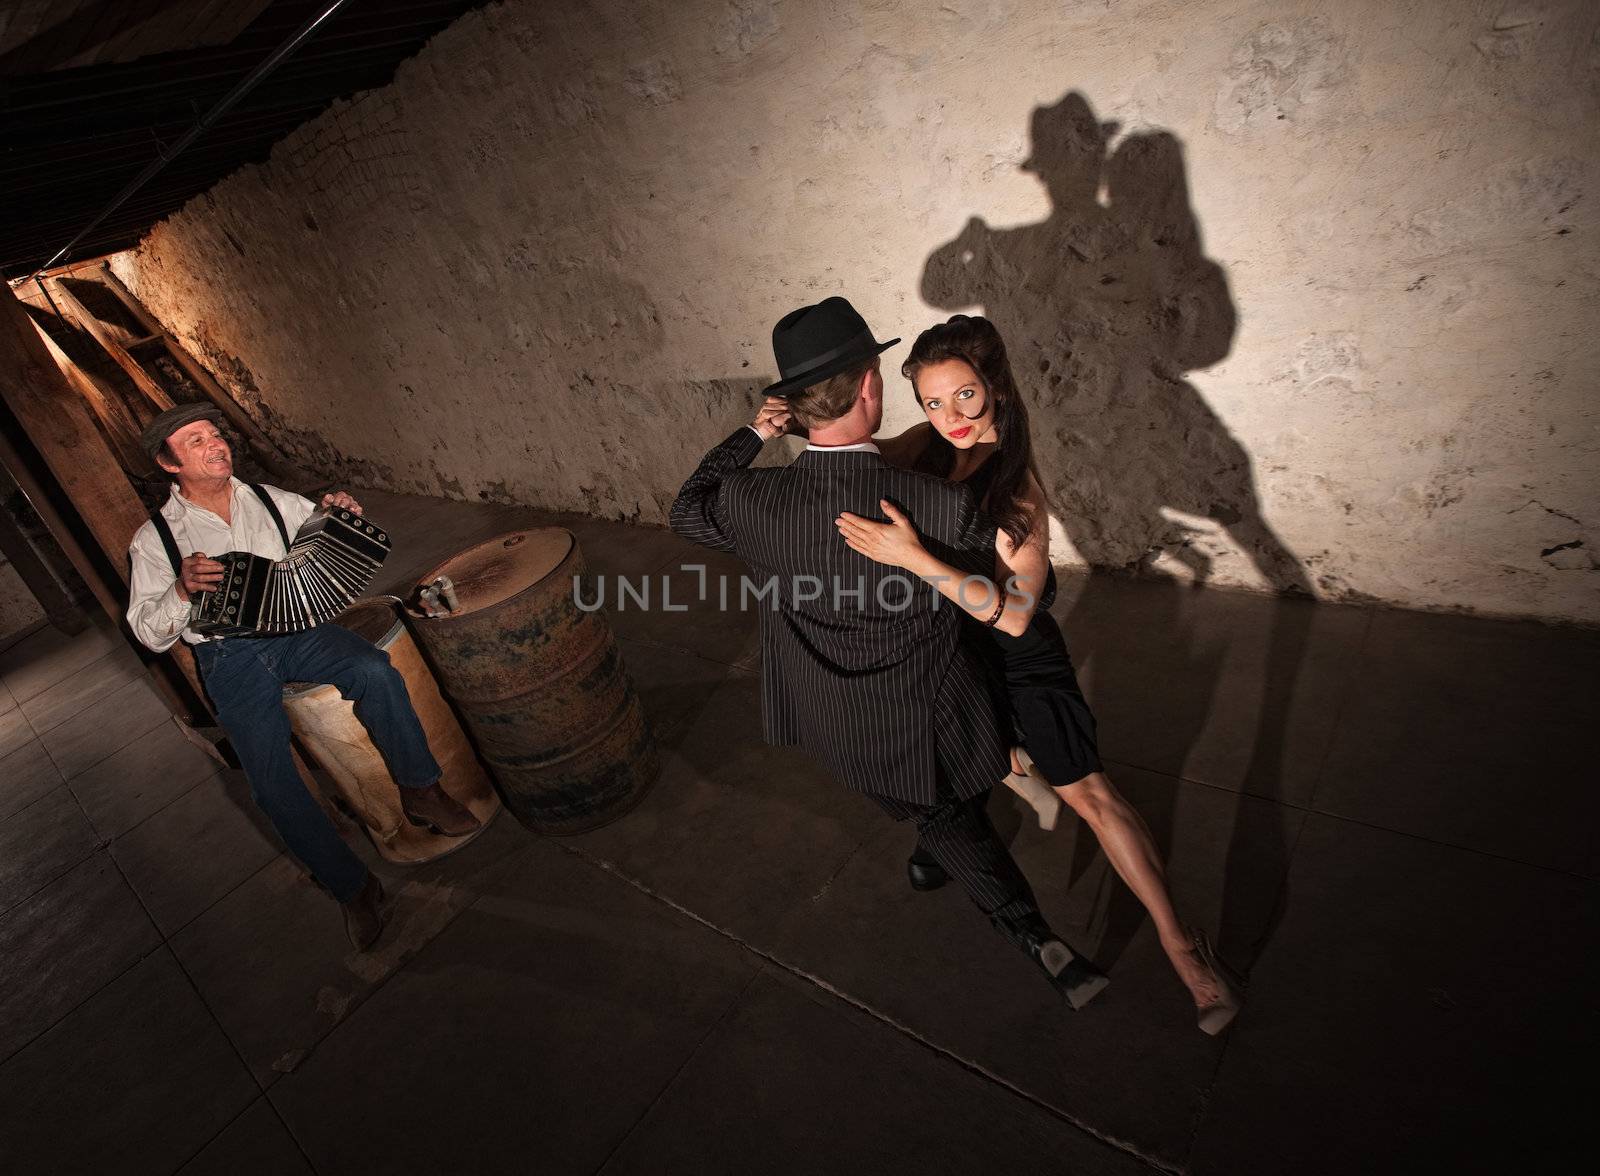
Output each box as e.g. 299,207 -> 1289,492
922,91 -> 1314,972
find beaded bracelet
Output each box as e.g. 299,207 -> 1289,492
982,593 -> 1006,628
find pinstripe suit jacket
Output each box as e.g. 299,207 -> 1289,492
669,427 -> 1008,806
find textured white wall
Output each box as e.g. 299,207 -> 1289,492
111,0 -> 1599,623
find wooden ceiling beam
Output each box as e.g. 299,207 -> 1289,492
46,277 -> 173,413
0,279 -> 205,719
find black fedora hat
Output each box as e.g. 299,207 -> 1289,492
763,296 -> 900,398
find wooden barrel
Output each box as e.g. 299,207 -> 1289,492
406,528 -> 658,835
282,598 -> 500,864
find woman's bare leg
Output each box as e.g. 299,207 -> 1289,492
1055,770 -> 1225,1007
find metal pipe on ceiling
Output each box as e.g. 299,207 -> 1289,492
26,0 -> 353,281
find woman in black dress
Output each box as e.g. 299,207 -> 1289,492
836,314 -> 1239,1034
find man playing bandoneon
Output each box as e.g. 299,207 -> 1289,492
126,403 -> 478,950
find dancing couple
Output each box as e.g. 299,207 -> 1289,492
670,296 -> 1238,1033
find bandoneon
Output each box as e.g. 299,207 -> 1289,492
190,507 -> 391,637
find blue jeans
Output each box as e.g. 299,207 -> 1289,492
193,624 -> 441,902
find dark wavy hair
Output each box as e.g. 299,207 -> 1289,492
902,314 -> 1042,549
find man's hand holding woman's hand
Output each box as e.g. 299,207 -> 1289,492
177,552 -> 224,601
751,396 -> 794,442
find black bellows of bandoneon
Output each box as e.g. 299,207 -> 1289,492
190,507 -> 391,637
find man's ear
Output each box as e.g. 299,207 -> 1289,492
859,363 -> 881,402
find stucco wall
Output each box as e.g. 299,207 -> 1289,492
110,0 -> 1599,623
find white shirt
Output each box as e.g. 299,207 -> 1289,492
804,440 -> 881,454
126,479 -> 316,652
742,425 -> 881,455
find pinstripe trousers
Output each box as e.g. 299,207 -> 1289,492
876,785 -> 1040,924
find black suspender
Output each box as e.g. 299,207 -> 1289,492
145,483 -> 293,579
148,510 -> 182,578
246,482 -> 291,550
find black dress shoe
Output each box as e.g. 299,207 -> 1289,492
992,913 -> 1110,1010
907,847 -> 948,891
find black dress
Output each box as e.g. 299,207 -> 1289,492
914,441 -> 1103,786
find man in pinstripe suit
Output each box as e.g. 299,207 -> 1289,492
670,296 -> 1108,1008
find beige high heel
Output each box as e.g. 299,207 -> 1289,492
1003,747 -> 1064,831
1190,929 -> 1243,1036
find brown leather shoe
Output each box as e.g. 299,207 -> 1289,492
400,782 -> 481,837
341,872 -> 386,951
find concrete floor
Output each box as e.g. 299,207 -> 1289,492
0,488 -> 1595,1174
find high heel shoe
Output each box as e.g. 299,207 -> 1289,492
1003,747 -> 1064,831
1190,929 -> 1243,1036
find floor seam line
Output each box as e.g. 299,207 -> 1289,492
1181,769 -> 1324,1164
14,647 -> 135,740
162,1096 -> 266,1175
0,839 -> 104,923
606,630 -> 757,672
0,945 -> 153,1071
4,768 -> 109,917
615,633 -> 758,677
1101,752 -> 1594,882
1180,1000 -> 1243,1172
260,1091 -> 323,1176
37,713 -> 176,790
804,836 -> 872,905
85,762 -> 231,850
99,849 -> 271,1092
158,847 -> 287,942
557,843 -> 1180,1176
1301,605 -> 1378,815
591,967 -> 768,1175
642,546 -> 696,578
1285,806 -> 1598,882
252,841 -> 539,1092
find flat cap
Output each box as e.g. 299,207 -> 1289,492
141,402 -> 223,459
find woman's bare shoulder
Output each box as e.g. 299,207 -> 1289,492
876,421 -> 934,468
998,468 -> 1052,557
1020,467 -> 1049,510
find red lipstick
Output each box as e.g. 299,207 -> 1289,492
948,425 -> 974,440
